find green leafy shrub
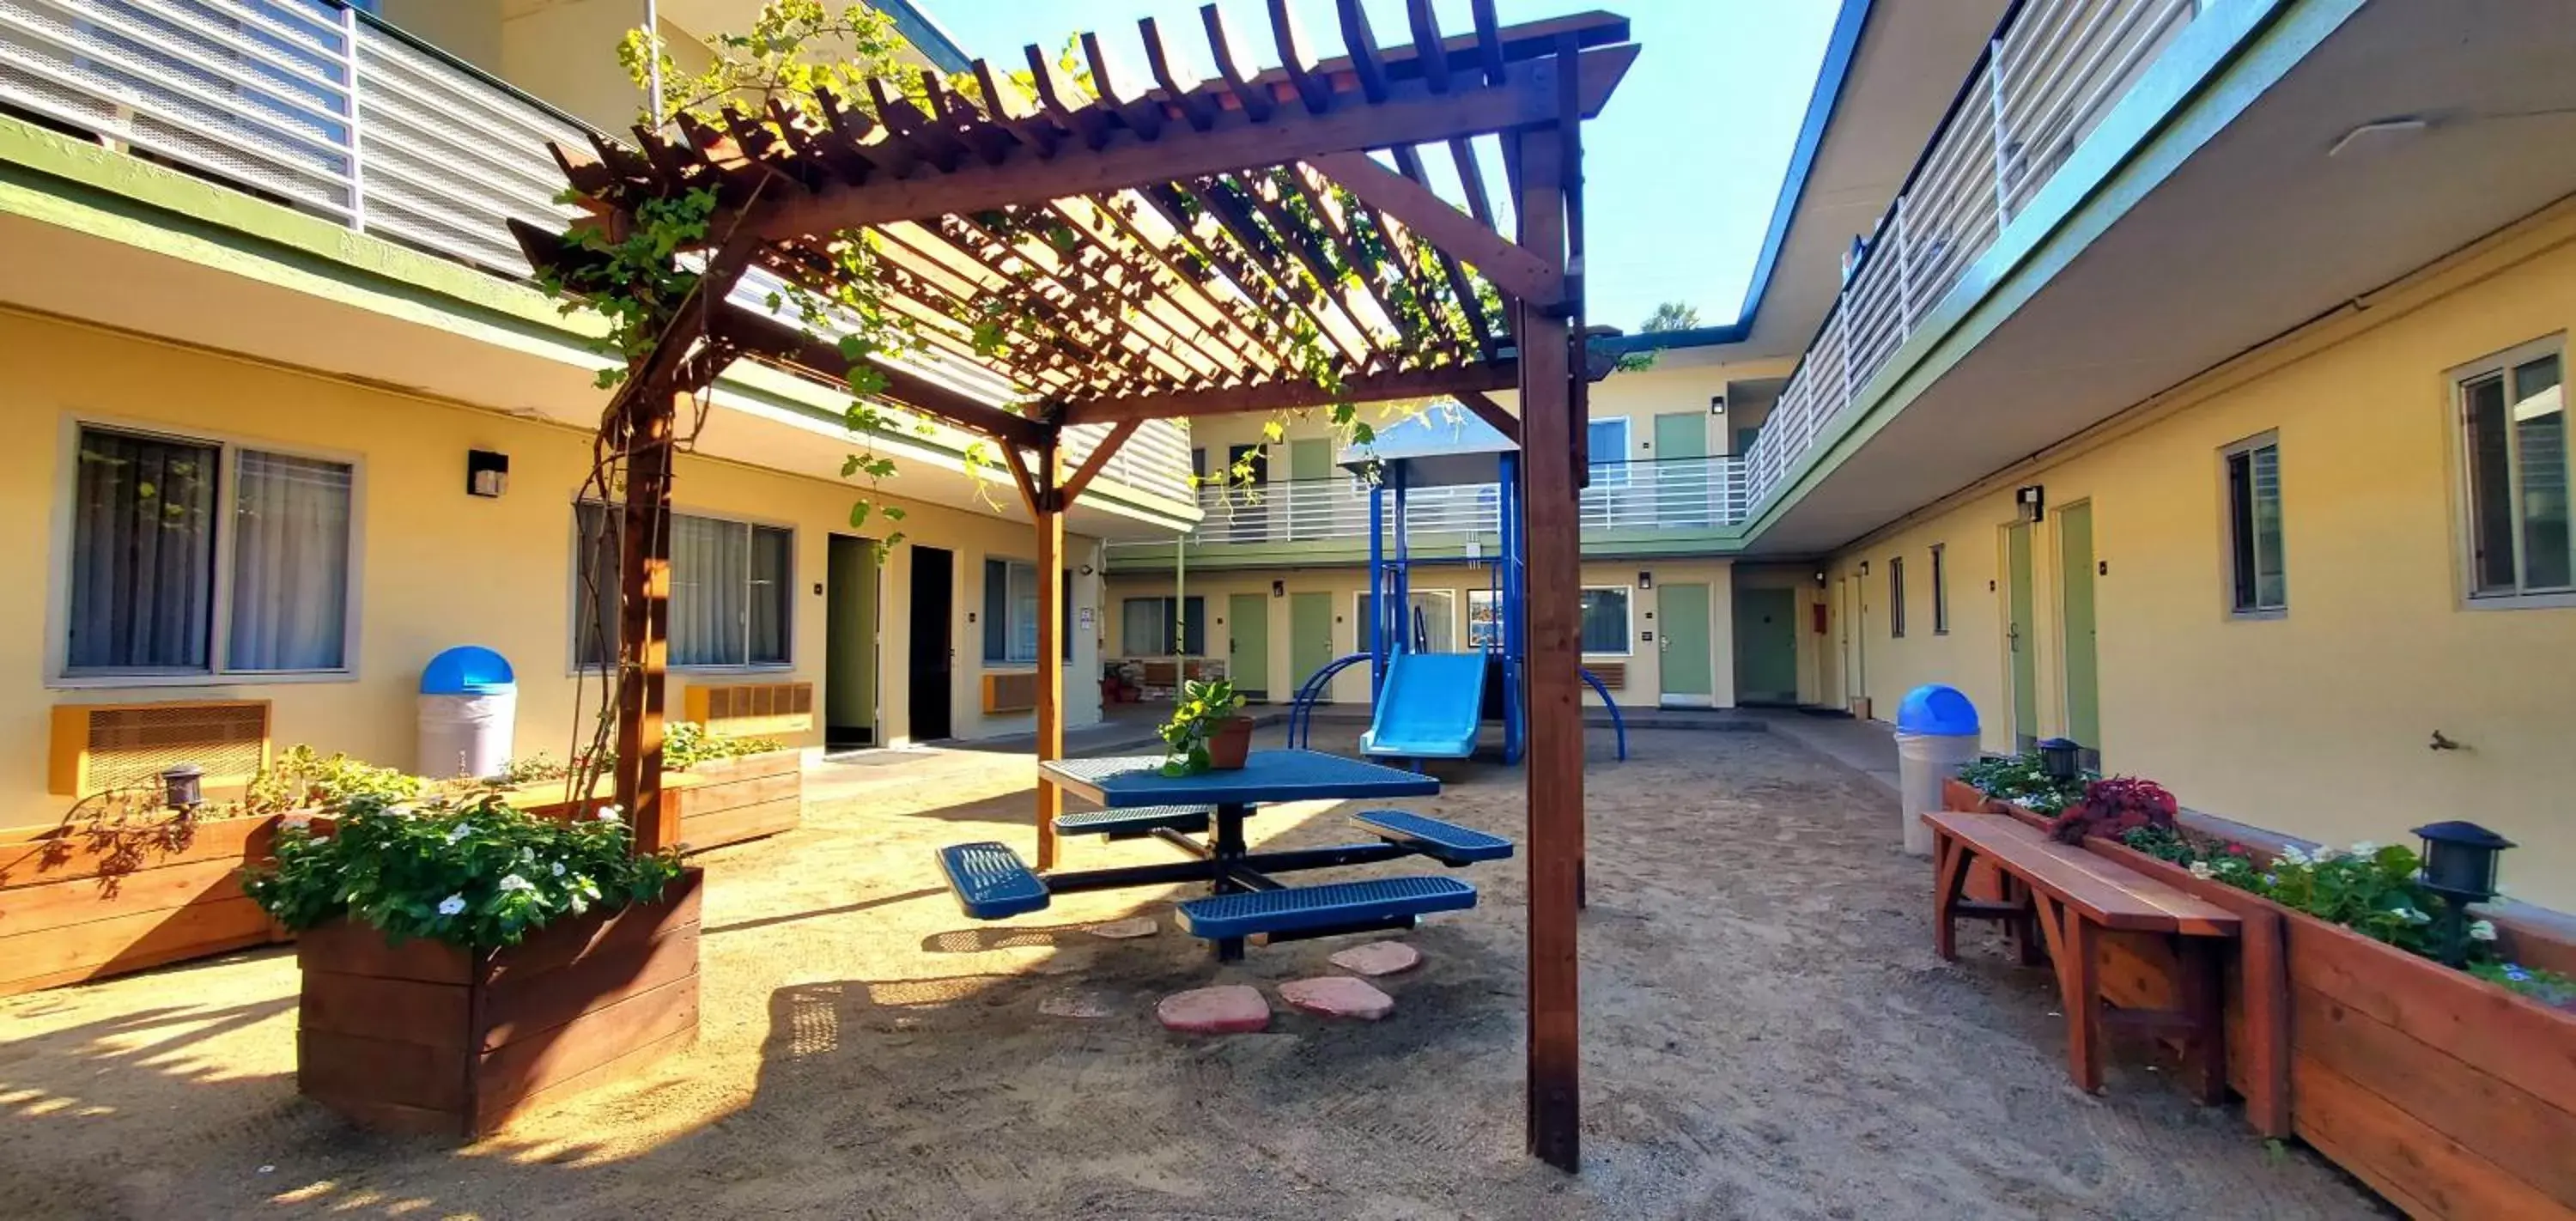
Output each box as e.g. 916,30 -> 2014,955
244,746 -> 423,813
2470,960 -> 2576,1011
240,793 -> 682,951
1955,751 -> 2087,814
661,721 -> 785,771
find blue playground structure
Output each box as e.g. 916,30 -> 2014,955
1286,404 -> 1628,763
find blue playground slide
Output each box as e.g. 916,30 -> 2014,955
1363,653 -> 1489,760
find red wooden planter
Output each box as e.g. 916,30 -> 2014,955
2074,838 -> 2576,1219
295,868 -> 703,1138
506,750 -> 802,853
0,811 -> 313,998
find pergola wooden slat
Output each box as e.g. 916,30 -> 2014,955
517,0 -> 1633,1173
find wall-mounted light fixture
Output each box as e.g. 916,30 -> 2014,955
467,449 -> 510,498
1814,570 -> 1827,587
1858,561 -> 1870,577
2016,484 -> 2045,523
1708,394 -> 1727,418
1078,564 -> 1095,576
1637,571 -> 1653,589
161,763 -> 204,812
1272,580 -> 1285,598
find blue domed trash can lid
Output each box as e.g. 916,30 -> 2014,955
1896,683 -> 1978,736
421,646 -> 515,696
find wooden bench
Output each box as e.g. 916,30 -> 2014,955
1923,811 -> 2239,1098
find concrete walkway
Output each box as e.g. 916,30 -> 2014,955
1746,708 -> 1900,796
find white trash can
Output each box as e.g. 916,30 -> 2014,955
418,646 -> 517,781
1895,683 -> 1982,857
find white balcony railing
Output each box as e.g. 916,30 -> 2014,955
1,0 -> 591,275
0,0 -> 1196,505
1104,454 -> 1747,560
1741,0 -> 2201,509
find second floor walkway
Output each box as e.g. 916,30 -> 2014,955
1103,454 -> 1747,568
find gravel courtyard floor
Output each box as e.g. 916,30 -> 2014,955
0,724 -> 2389,1219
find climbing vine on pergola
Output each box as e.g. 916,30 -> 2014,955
517,0 -> 1637,1173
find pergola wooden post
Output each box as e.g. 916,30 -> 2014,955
1512,84 -> 1586,1174
520,2 -> 1637,1169
1031,433 -> 1066,872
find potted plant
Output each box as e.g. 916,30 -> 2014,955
1158,678 -> 1250,775
241,792 -> 700,1137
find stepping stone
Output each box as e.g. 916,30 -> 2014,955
1088,917 -> 1158,940
1327,940 -> 1421,977
1156,985 -> 1270,1035
1039,992 -> 1112,1019
1279,976 -> 1394,1021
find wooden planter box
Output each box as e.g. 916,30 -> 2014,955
1933,788 -> 2576,1216
0,811 -> 309,998
295,868 -> 702,1138
2077,840 -> 2576,1219
502,750 -> 802,853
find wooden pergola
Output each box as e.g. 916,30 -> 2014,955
518,0 -> 1634,1171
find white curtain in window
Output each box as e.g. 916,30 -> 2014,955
228,450 -> 354,671
1121,598 -> 1163,655
669,514 -> 747,666
747,526 -> 791,665
68,429 -> 219,671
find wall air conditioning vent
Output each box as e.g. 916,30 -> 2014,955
49,701 -> 272,797
1586,663 -> 1628,689
982,671 -> 1038,714
683,682 -> 814,738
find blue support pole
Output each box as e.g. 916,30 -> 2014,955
1392,460 -> 1412,658
1368,477 -> 1386,693
1500,451 -> 1527,764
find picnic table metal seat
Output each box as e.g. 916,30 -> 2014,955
937,841 -> 1049,920
1175,876 -> 1477,941
1052,804 -> 1216,838
1350,809 -> 1514,866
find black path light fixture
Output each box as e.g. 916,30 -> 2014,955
160,762 -> 204,812
2413,819 -> 2514,966
2038,736 -> 2083,783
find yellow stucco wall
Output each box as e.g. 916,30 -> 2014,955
3,311 -> 1102,823
1103,559 -> 1735,709
1823,204 -> 2576,909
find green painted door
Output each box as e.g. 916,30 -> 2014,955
2005,522 -> 2038,750
1288,437 -> 1333,481
1226,592 -> 1270,700
825,535 -> 878,748
1656,581 -> 1714,705
2058,502 -> 2102,762
1732,586 -> 1798,704
1289,592 -> 1334,696
1652,412 -> 1707,459
1653,413 -> 1709,524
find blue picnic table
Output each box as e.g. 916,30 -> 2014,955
936,749 -> 1507,961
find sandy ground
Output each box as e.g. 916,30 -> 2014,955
0,724 -> 2389,1220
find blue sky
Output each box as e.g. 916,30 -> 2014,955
919,1 -> 1840,332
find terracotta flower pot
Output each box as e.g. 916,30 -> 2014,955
1206,716 -> 1255,770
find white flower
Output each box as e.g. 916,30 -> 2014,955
496,873 -> 536,894
2394,906 -> 2432,925
2310,846 -> 2342,863
594,805 -> 623,823
436,894 -> 466,916
2278,846 -> 2311,867
2350,841 -> 2379,856
550,860 -> 567,878
519,846 -> 535,861
2469,919 -> 2499,943
2188,861 -> 2215,880
445,823 -> 473,844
